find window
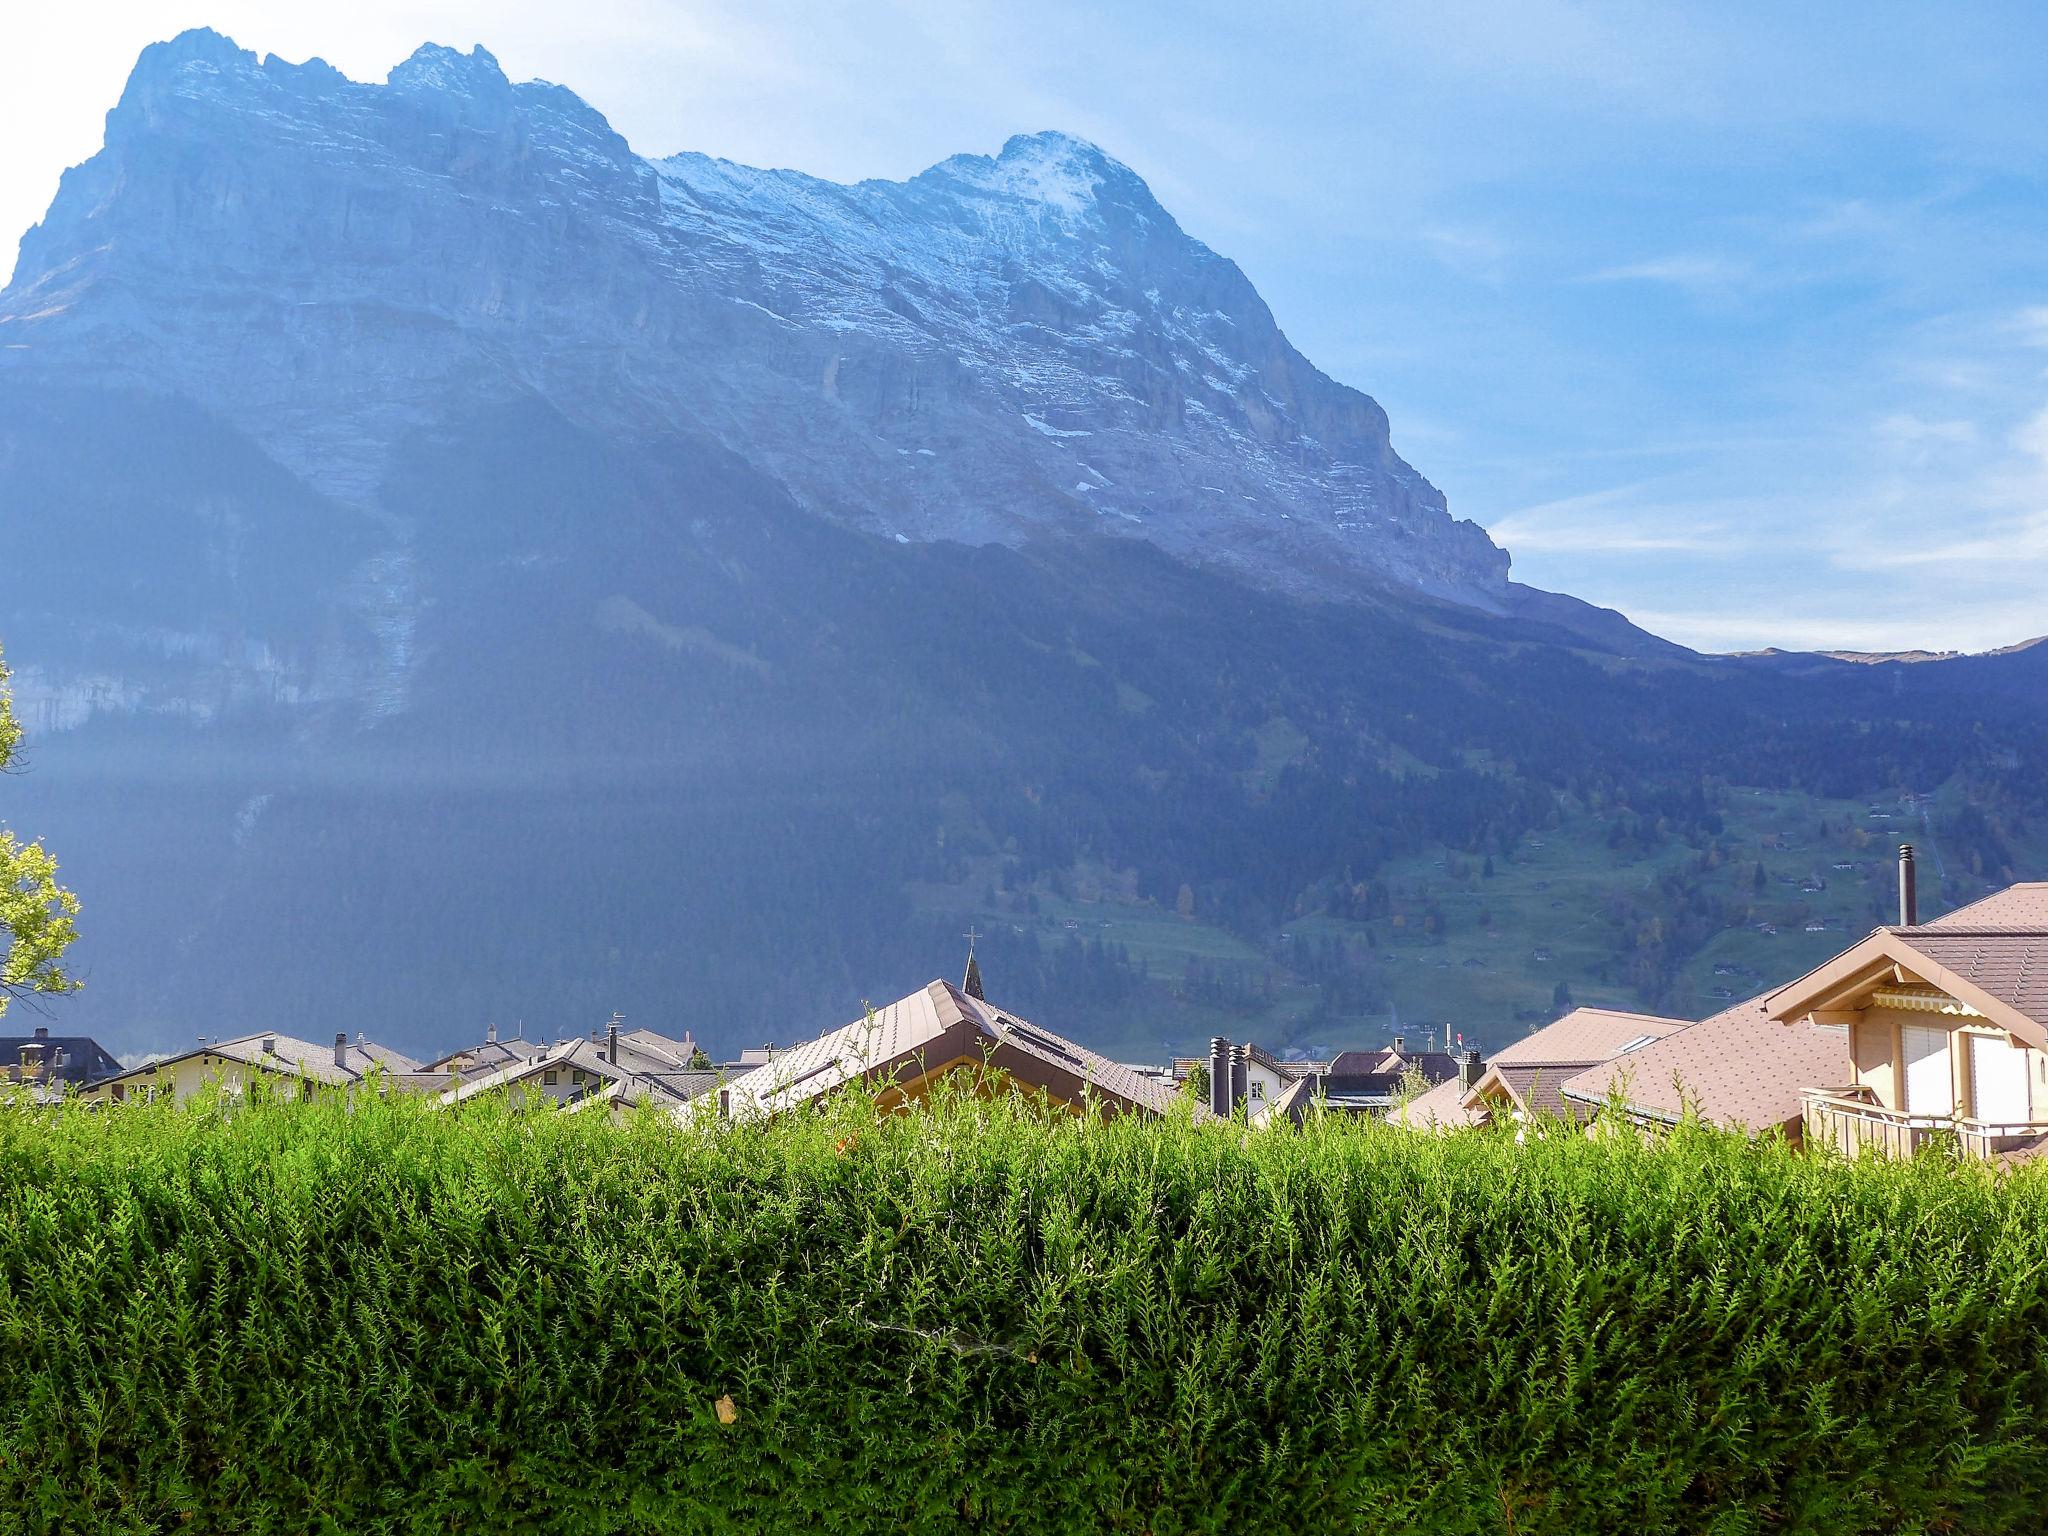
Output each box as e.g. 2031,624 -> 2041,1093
1249,1081 -> 1265,1101
111,1082 -> 125,1102
1902,1024 -> 1952,1115
544,1070 -> 558,1086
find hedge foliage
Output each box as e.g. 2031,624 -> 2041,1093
2,1085 -> 2046,1534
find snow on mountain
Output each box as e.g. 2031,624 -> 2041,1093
1,28 -> 1510,614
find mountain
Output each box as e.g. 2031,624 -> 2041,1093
3,31 -> 2044,1060
4,30 -> 1525,612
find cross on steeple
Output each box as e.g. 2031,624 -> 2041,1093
962,927 -> 985,1001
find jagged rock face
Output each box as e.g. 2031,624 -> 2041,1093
1,28 -> 1509,609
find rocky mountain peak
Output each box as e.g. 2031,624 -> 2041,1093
5,29 -> 1516,612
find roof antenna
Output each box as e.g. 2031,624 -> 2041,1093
962,926 -> 985,1001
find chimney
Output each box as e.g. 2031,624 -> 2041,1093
607,1020 -> 619,1066
486,1022 -> 498,1044
1458,1047 -> 1483,1091
1208,1036 -> 1231,1117
1229,1044 -> 1249,1114
1898,844 -> 1918,926
1391,1034 -> 1404,1056
334,1032 -> 347,1070
261,1034 -> 277,1057
33,1026 -> 48,1041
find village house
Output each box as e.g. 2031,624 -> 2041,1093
707,978 -> 1191,1123
421,1022 -> 546,1080
1765,853 -> 2048,1160
1399,1008 -> 1689,1131
1555,999 -> 1850,1139
79,1032 -> 428,1104
1255,1036 -> 1463,1125
441,1019 -> 705,1109
1171,1038 -> 1322,1110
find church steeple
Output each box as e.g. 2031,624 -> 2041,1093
962,927 -> 985,1001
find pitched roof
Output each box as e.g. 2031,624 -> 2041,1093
423,1036 -> 545,1076
1925,883 -> 2048,928
1493,1064 -> 1580,1118
713,981 -> 1192,1121
441,1038 -> 630,1105
1762,888 -> 2048,1046
0,1033 -> 123,1084
91,1032 -> 423,1089
1327,1047 -> 1460,1079
1489,1007 -> 1688,1067
1559,999 -> 1850,1134
1396,1074 -> 1484,1129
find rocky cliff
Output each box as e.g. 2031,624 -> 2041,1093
3,28 -> 1508,631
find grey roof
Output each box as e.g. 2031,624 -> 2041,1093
91,1032 -> 423,1088
423,1036 -> 545,1076
713,981 -> 1194,1122
0,1033 -> 123,1084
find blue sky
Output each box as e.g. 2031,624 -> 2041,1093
6,1 -> 2046,652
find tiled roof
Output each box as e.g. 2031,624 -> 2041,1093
1396,1075 -> 1483,1129
1493,1064 -> 1579,1118
1924,883 -> 2048,929
1889,929 -> 2048,1031
1559,1000 -> 1850,1134
714,981 -> 1192,1121
424,1037 -> 544,1076
94,1032 -> 423,1088
1327,1048 -> 1459,1079
1490,1007 -> 1688,1067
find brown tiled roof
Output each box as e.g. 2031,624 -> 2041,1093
1493,1064 -> 1579,1118
1490,1007 -> 1688,1067
1327,1048 -> 1459,1079
1889,929 -> 2048,1031
1925,883 -> 2048,929
1559,999 -> 1850,1134
713,981 -> 1194,1122
1396,1075 -> 1483,1129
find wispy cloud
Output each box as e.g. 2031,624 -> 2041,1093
1488,482 -> 1738,554
1583,253 -> 1751,291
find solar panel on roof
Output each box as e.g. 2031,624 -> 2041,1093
997,1018 -> 1082,1063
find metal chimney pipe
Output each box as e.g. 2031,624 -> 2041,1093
1208,1036 -> 1231,1117
1228,1044 -> 1249,1114
486,1022 -> 497,1044
1898,844 -> 1918,927
334,1032 -> 348,1070
607,1020 -> 619,1066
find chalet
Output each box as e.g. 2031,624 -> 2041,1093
707,979 -> 1191,1123
1767,852 -> 2048,1161
80,1032 -> 427,1104
1399,1008 -> 1687,1131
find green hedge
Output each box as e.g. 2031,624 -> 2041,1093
2,1086 -> 2045,1534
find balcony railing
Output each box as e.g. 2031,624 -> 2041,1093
1802,1087 -> 2048,1160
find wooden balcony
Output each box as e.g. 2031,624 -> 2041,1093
1802,1087 -> 2048,1160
